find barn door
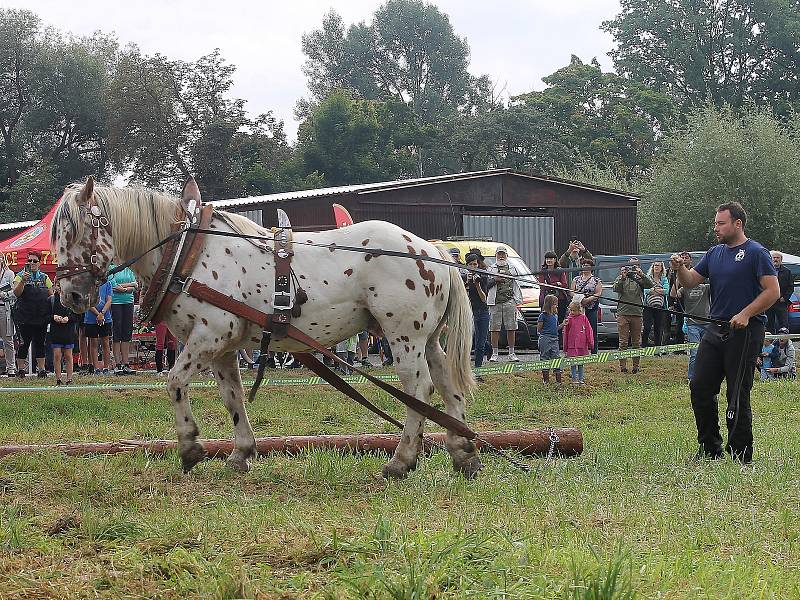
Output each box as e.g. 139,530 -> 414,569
463,215 -> 554,270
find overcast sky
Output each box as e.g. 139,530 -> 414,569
11,0 -> 621,140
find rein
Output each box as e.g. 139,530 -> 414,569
57,210 -> 738,473
185,226 -> 730,327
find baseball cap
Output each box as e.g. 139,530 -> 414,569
495,246 -> 508,255
448,248 -> 461,257
778,327 -> 790,334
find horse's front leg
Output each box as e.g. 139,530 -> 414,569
167,341 -> 212,473
212,352 -> 256,473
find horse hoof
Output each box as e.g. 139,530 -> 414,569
454,455 -> 484,479
381,458 -> 414,480
226,451 -> 252,474
181,442 -> 208,473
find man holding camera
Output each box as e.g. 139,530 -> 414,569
487,247 -> 523,362
612,257 -> 654,373
671,202 -> 778,463
463,253 -> 490,373
12,251 -> 53,377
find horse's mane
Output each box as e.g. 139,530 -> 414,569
52,184 -> 180,260
52,182 -> 271,260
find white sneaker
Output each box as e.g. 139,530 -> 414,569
488,355 -> 498,363
507,353 -> 520,362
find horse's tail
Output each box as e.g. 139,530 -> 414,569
442,258 -> 476,396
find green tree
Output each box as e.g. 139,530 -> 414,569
452,57 -> 674,180
301,1 -> 491,176
640,104 -> 800,254
192,112 -> 316,199
0,9 -> 41,196
603,0 -> 800,116
0,9 -> 115,220
296,89 -> 416,186
107,47 -> 248,192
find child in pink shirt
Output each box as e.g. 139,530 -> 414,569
563,300 -> 594,384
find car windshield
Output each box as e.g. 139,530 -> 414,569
484,256 -> 537,288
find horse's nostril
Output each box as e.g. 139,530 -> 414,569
71,291 -> 83,304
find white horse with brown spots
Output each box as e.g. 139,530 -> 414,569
51,178 -> 482,478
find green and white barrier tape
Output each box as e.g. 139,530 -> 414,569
0,342 -> 699,393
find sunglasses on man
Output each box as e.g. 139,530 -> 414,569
27,259 -> 40,263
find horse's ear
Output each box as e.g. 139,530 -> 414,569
181,177 -> 202,203
78,176 -> 95,205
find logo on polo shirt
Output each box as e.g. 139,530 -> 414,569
735,249 -> 745,262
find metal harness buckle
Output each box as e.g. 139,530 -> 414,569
273,291 -> 293,310
168,277 -> 195,295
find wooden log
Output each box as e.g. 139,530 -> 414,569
0,428 -> 582,459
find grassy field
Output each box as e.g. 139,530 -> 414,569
1,357 -> 799,599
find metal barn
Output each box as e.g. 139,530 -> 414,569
214,169 -> 640,270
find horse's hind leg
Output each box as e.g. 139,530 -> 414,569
167,340 -> 213,473
211,352 -> 256,473
426,336 -> 483,478
382,341 -> 432,479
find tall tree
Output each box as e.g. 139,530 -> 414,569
640,104 -> 800,254
301,1 -> 490,176
0,9 -> 116,220
107,47 -> 248,192
603,0 -> 800,116
296,89 -> 416,186
0,9 -> 44,205
451,57 -> 675,179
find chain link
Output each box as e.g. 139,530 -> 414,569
546,427 -> 560,463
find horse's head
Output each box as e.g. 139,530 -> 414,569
51,176 -> 115,313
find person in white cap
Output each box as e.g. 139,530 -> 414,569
487,246 -> 522,361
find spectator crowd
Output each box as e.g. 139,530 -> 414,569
457,238 -> 795,384
0,237 -> 796,384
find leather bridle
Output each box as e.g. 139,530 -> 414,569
55,202 -> 113,287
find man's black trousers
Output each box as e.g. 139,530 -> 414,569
689,321 -> 764,463
766,302 -> 789,333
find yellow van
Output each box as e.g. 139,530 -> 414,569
430,238 -> 540,348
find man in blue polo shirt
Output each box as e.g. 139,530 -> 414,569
671,202 -> 779,464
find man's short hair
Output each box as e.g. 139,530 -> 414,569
716,202 -> 747,227
28,250 -> 42,260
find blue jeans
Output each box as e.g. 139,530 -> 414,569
472,309 -> 490,367
686,323 -> 707,380
585,305 -> 599,353
570,364 -> 585,381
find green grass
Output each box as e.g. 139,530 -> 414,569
1,358 -> 799,598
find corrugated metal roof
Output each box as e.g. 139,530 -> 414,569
0,220 -> 37,231
210,168 -> 639,210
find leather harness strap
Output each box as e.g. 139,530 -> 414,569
182,279 -> 477,440
293,353 -> 404,429
152,204 -> 214,324
271,226 -> 294,339
56,203 -> 112,286
139,201 -> 194,322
